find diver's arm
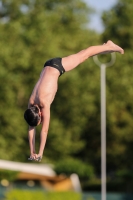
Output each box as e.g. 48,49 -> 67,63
37,105 -> 50,158
28,126 -> 36,159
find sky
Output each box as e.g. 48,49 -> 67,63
84,0 -> 118,32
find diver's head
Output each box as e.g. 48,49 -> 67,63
24,105 -> 42,127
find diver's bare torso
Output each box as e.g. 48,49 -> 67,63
29,66 -> 60,108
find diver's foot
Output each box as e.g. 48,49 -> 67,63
105,40 -> 124,54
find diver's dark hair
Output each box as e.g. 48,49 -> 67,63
24,106 -> 41,127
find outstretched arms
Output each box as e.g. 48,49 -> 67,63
28,105 -> 50,162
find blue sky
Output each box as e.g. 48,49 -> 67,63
84,0 -> 118,32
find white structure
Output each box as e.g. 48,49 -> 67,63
93,53 -> 116,200
0,159 -> 82,192
0,159 -> 55,176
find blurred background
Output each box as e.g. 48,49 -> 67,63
0,0 -> 133,199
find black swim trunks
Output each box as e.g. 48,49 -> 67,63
44,57 -> 65,76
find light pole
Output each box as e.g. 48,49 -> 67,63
93,53 -> 116,200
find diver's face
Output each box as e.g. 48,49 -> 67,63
34,105 -> 43,126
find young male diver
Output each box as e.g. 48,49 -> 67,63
24,40 -> 124,162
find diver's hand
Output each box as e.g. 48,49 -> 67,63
28,153 -> 37,161
35,154 -> 42,162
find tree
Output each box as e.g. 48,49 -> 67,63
101,0 -> 133,49
100,0 -> 133,187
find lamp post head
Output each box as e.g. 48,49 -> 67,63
93,53 -> 116,68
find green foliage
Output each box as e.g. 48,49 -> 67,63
54,158 -> 95,179
5,190 -> 81,200
101,0 -> 133,49
0,170 -> 18,181
100,0 -> 133,177
116,169 -> 133,180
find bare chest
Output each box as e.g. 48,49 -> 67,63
30,68 -> 59,105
